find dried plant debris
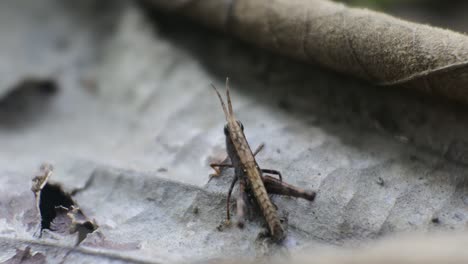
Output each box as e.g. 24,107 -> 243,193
31,163 -> 97,245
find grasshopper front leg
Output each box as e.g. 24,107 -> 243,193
211,143 -> 281,181
209,143 -> 265,179
209,163 -> 233,181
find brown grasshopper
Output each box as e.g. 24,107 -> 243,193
210,78 -> 315,241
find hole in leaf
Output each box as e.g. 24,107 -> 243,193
38,182 -> 97,244
39,183 -> 74,230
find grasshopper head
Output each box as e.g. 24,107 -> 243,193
223,121 -> 244,136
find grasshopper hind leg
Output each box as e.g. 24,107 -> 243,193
261,169 -> 282,181
263,175 -> 316,201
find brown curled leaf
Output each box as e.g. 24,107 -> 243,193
143,0 -> 468,104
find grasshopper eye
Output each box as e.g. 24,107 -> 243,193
224,124 -> 229,135
237,120 -> 244,131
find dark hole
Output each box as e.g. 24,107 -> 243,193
33,79 -> 59,95
0,78 -> 59,129
39,183 -> 74,230
3,78 -> 59,100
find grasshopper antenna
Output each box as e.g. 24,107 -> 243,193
225,77 -> 234,117
211,83 -> 229,121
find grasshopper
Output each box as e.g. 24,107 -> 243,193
211,78 -> 315,241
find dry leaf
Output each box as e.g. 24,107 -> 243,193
144,0 -> 468,104
1,0 -> 468,263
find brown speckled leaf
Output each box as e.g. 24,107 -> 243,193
144,0 -> 468,104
